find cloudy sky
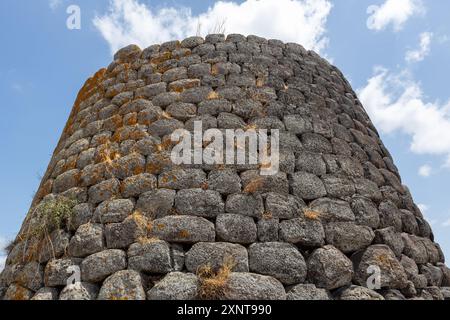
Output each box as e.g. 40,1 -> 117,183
0,0 -> 449,269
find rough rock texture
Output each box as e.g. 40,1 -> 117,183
1,34 -> 447,300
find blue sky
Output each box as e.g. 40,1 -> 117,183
1,0 -> 449,269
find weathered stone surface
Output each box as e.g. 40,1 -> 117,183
422,286 -> 444,300
225,193 -> 264,217
59,282 -> 99,300
378,200 -> 403,232
158,169 -> 206,189
324,222 -> 375,253
136,189 -> 175,218
350,196 -> 380,229
70,203 -> 94,231
208,170 -> 241,195
147,272 -> 199,300
216,214 -> 257,244
249,242 -> 307,285
257,218 -> 279,242
69,223 -> 105,257
150,216 -> 215,243
441,287 -> 450,300
335,286 -> 384,300
175,188 -> 224,217
310,198 -> 355,222
290,172 -> 327,200
322,175 -> 355,198
296,152 -> 326,176
95,199 -> 135,224
121,173 -> 157,198
105,214 -> 148,249
45,258 -> 81,287
37,230 -> 71,263
81,249 -> 127,282
420,263 -> 443,287
352,245 -> 408,289
373,227 -> 404,257
98,270 -> 146,300
186,242 -> 249,273
223,273 -> 286,300
279,217 -> 325,247
128,241 -> 172,273
286,284 -> 330,300
265,193 -> 304,219
88,178 -> 120,204
4,283 -> 34,300
402,233 -> 429,264
307,245 -> 354,290
15,262 -> 44,292
32,287 -> 59,300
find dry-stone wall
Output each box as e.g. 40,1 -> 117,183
1,34 -> 449,300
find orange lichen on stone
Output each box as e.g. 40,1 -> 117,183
168,79 -> 200,92
63,68 -> 106,137
124,113 -> 138,126
150,52 -> 172,65
36,179 -> 53,201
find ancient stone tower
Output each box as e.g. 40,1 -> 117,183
1,34 -> 449,301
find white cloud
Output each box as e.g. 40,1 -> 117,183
406,32 -> 433,63
358,67 -> 450,167
49,0 -> 63,11
418,164 -> 432,177
442,218 -> 450,227
93,0 -> 332,55
366,0 -> 424,32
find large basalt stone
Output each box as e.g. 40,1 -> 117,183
174,188 -> 224,217
81,249 -> 127,282
128,241 -> 173,273
223,273 -> 286,300
59,282 -> 99,300
286,284 -> 330,300
45,258 -> 81,287
307,245 -> 354,290
334,285 -> 384,300
147,272 -> 199,300
150,216 -> 215,243
248,242 -> 307,285
352,245 -> 408,289
279,217 -> 325,247
324,222 -> 375,253
185,242 -> 249,273
98,270 -> 146,300
216,214 -> 257,244
68,223 -> 105,258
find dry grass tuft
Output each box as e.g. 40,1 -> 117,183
304,209 -> 321,221
207,91 -> 219,100
197,257 -> 235,300
243,178 -> 265,194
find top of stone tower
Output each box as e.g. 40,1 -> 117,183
1,34 -> 448,301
